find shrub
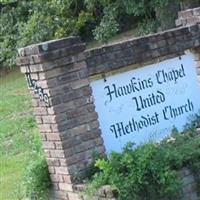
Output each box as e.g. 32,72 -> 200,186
84,128 -> 200,200
136,19 -> 159,36
23,131 -> 51,200
23,153 -> 51,200
1,0 -> 182,69
93,4 -> 119,43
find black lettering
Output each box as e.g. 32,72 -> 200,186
110,125 -> 118,138
132,97 -> 141,111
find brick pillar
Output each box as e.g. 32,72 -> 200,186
176,7 -> 200,27
16,37 -> 105,200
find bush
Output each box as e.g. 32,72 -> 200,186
93,4 -> 119,43
23,131 -> 51,200
136,19 -> 159,36
23,153 -> 51,200
0,0 -> 182,69
84,128 -> 200,200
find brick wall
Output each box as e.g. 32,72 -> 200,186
86,25 -> 200,77
176,7 -> 200,27
16,7 -> 200,200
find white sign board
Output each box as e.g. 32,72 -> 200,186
91,53 -> 200,153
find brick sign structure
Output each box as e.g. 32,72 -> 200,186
91,53 -> 200,153
17,7 -> 200,200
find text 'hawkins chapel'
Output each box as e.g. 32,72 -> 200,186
103,64 -> 195,138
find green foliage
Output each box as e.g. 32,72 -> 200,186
91,0 -> 157,42
1,0 -> 182,69
22,120 -> 51,200
0,71 -> 50,199
93,4 -> 119,43
121,0 -> 154,19
155,0 -> 180,31
84,129 -> 200,200
23,153 -> 51,200
0,70 -> 51,199
0,1 -> 32,69
136,19 -> 160,36
0,0 -> 94,69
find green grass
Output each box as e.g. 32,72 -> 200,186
0,70 -> 40,200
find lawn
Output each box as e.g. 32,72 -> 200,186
0,70 -> 39,200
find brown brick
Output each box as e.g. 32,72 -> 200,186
73,96 -> 93,107
60,159 -> 68,167
77,112 -> 98,124
62,138 -> 80,149
46,133 -> 61,141
39,67 -> 73,80
33,107 -> 48,115
67,192 -> 81,200
35,116 -> 42,124
47,158 -> 60,166
75,52 -> 86,61
65,107 -> 93,120
95,137 -> 104,146
62,175 -> 72,183
38,124 -> 52,132
73,138 -> 103,154
50,174 -> 60,182
55,141 -> 63,150
69,124 -> 91,136
16,56 -> 29,66
29,63 -> 45,72
78,129 -> 101,142
175,19 -> 183,27
20,66 -> 28,73
48,102 -> 75,115
55,166 -> 69,175
42,141 -> 55,149
42,115 -> 57,124
48,166 -> 55,174
69,61 -> 87,72
63,147 -> 74,157
65,151 -> 89,165
57,71 -> 79,84
51,119 -> 78,132
59,183 -> 73,192
36,80 -> 49,88
89,120 -> 100,130
95,146 -> 106,155
50,150 -> 66,158
51,124 -> 60,132
37,99 -> 48,108
70,79 -> 89,90
78,68 -> 88,79
40,132 -> 47,141
179,10 -> 193,19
